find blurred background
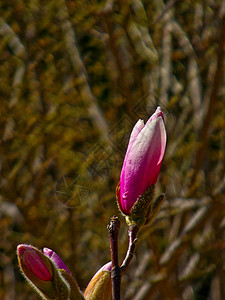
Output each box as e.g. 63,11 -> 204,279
0,0 -> 224,299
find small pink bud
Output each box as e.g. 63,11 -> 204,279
17,244 -> 72,299
118,107 -> 167,215
17,244 -> 52,281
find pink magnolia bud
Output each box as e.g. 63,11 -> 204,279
117,107 -> 167,215
17,244 -> 73,299
43,247 -> 71,275
17,244 -> 52,281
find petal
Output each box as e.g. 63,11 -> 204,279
146,106 -> 164,125
118,120 -> 144,214
126,119 -> 145,154
43,248 -> 71,275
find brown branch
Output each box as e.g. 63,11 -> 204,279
153,0 -> 181,26
107,216 -> 121,300
190,16 -> 225,194
57,0 -> 109,140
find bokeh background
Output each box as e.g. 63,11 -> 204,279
0,0 -> 224,299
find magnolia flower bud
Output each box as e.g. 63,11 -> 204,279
117,107 -> 166,221
17,244 -> 71,299
17,244 -> 52,281
84,262 -> 112,300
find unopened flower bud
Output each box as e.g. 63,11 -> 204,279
84,262 -> 112,300
17,244 -> 71,299
117,107 -> 166,226
17,244 -> 52,281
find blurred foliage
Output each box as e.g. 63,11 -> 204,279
0,0 -> 224,299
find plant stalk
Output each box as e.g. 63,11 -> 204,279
120,225 -> 139,274
108,216 -> 121,300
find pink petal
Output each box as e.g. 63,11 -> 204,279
43,248 -> 71,275
125,119 -> 145,154
146,106 -> 164,124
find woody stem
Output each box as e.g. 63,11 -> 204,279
108,216 -> 121,300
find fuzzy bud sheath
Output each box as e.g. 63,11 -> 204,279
84,262 -> 112,300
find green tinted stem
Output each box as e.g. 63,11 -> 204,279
120,225 -> 139,274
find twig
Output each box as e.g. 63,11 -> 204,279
153,0 -> 181,26
190,16 -> 225,193
107,216 -> 121,300
120,225 -> 139,274
57,0 -> 110,141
